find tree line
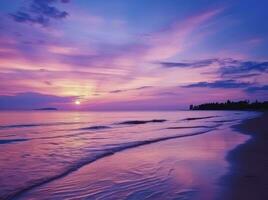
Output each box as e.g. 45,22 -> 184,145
189,100 -> 268,110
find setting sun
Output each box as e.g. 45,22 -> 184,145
75,100 -> 81,105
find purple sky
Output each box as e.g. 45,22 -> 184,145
0,0 -> 268,110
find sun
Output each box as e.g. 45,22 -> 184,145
75,100 -> 81,105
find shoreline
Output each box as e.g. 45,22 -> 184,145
0,111 -> 264,200
220,111 -> 268,200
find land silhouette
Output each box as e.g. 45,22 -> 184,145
190,100 -> 268,110
33,107 -> 58,111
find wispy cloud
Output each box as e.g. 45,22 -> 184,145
110,86 -> 153,94
159,59 -> 219,68
139,8 -> 223,61
229,73 -> 260,79
183,80 -> 251,89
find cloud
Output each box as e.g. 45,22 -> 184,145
160,57 -> 268,72
182,79 -> 268,95
183,80 -> 251,89
229,73 -> 260,79
159,59 -> 218,68
0,92 -> 75,110
110,86 -> 153,94
160,58 -> 268,78
10,0 -> 69,26
246,85 -> 268,93
140,8 -> 223,61
3,7 -> 223,72
220,60 -> 268,75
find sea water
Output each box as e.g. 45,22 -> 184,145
0,111 -> 259,200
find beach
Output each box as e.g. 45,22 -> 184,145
220,111 -> 268,200
0,110 -> 265,200
1,0 -> 267,199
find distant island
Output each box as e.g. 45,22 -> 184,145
33,107 -> 58,111
189,100 -> 268,111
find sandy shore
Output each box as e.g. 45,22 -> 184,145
221,112 -> 268,200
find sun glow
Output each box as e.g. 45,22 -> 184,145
75,100 -> 81,105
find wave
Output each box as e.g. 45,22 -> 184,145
5,128 -> 215,200
0,119 -> 167,130
79,126 -> 111,130
117,119 -> 167,125
212,119 -> 238,123
0,122 -> 86,130
3,125 -> 112,143
3,124 -> 215,144
166,125 -> 217,129
0,139 -> 28,145
183,116 -> 218,121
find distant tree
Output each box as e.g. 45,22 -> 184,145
189,104 -> 193,110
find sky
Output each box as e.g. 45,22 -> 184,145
0,0 -> 268,110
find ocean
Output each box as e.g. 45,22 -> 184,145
0,111 -> 258,200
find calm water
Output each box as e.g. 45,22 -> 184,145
0,111 -> 258,200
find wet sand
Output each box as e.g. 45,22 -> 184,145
221,112 -> 268,200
